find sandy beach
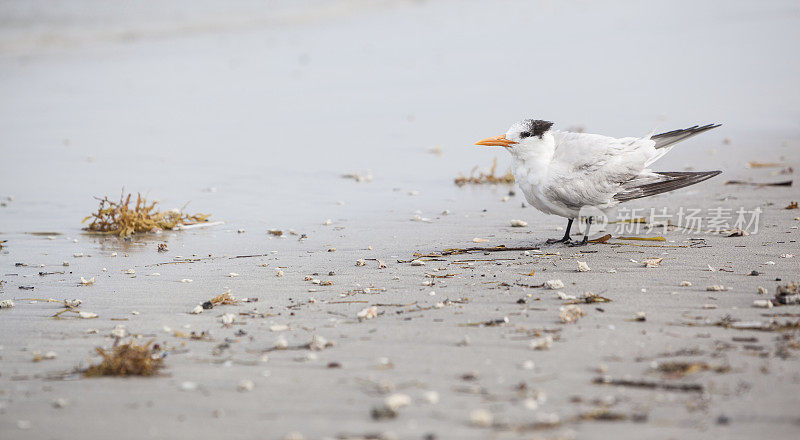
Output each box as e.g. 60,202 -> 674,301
1,1 -> 799,439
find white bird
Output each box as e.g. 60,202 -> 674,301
475,119 -> 721,245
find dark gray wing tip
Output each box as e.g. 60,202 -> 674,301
652,123 -> 722,140
614,170 -> 722,202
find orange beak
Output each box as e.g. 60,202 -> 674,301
474,134 -> 517,147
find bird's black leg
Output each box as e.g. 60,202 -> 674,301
570,216 -> 592,246
546,218 -> 573,244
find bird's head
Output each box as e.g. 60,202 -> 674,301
475,119 -> 554,155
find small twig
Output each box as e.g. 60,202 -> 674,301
593,376 -> 703,392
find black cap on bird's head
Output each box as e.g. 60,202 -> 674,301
475,119 -> 554,147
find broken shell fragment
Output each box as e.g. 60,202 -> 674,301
470,409 -> 494,428
190,305 -> 203,314
422,390 -> 440,404
309,334 -> 332,351
642,258 -> 663,268
0,299 -> 15,308
357,306 -> 378,322
545,279 -> 565,290
529,335 -> 553,350
110,325 -> 127,338
680,281 -> 692,287
706,285 -> 725,291
80,277 -> 95,285
221,313 -> 236,325
576,261 -> 590,272
510,219 -> 528,227
384,393 -> 412,411
237,379 -> 255,392
355,259 -> 367,267
180,381 -> 198,391
410,259 -> 425,266
559,305 -> 585,323
753,299 -> 773,309
52,398 -> 69,408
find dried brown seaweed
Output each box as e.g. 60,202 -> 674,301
454,158 -> 515,186
82,192 -> 210,237
84,340 -> 163,377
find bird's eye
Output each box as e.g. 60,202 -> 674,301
519,131 -> 531,138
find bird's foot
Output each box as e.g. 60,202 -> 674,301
567,240 -> 589,247
545,237 -> 571,244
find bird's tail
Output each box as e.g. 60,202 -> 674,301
651,124 -> 721,149
614,171 -> 721,202
644,123 -> 722,167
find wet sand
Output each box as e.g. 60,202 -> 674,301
1,1 -> 800,439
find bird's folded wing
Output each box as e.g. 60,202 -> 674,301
552,131 -> 657,187
613,171 -> 721,202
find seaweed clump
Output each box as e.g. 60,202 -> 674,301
82,192 -> 210,237
454,158 -> 515,186
84,340 -> 163,377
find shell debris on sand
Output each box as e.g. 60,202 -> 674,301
559,305 -> 586,323
357,306 -> 378,322
308,334 -> 332,351
642,258 -> 663,268
470,409 -> 494,427
530,335 -> 553,350
384,393 -> 412,411
753,299 -> 773,309
545,279 -> 565,290
422,391 -> 440,404
80,276 -> 95,285
706,285 -> 726,291
237,380 -> 255,392
576,261 -> 591,272
510,219 -> 528,227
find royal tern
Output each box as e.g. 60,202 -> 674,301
475,120 -> 721,245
